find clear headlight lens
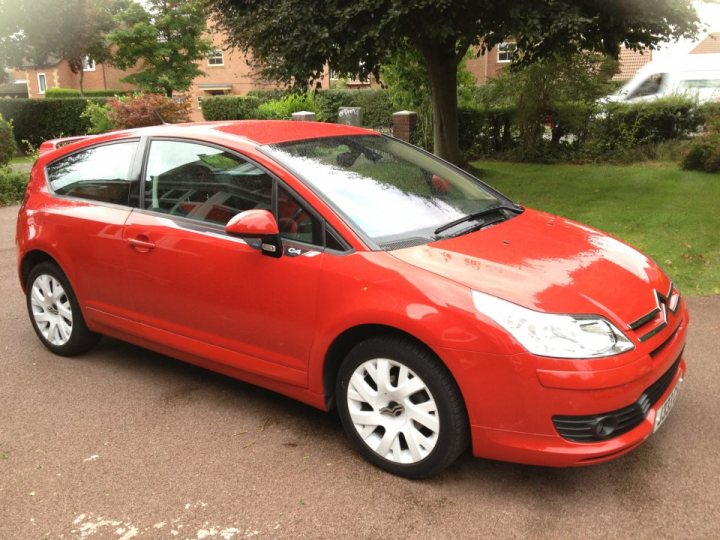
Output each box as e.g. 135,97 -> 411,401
472,291 -> 634,358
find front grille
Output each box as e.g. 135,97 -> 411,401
553,354 -> 682,443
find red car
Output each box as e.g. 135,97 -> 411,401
16,121 -> 687,478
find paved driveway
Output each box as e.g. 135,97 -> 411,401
1,204 -> 719,539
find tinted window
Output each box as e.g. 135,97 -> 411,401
145,140 -> 273,225
277,185 -> 322,246
46,141 -> 138,205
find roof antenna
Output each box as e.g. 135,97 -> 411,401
154,109 -> 169,125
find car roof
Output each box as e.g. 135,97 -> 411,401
38,121 -> 381,163
210,120 -> 378,145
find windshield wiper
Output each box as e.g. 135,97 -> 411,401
434,204 -> 524,235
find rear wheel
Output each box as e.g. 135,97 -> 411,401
26,262 -> 100,356
336,336 -> 469,479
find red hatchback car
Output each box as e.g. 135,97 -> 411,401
16,121 -> 687,478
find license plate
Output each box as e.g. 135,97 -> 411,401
653,376 -> 683,433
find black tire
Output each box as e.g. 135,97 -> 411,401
26,262 -> 100,356
336,336 -> 469,479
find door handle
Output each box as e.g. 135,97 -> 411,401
128,236 -> 156,251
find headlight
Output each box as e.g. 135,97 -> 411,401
472,291 -> 634,358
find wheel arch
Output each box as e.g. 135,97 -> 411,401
322,323 -> 466,414
20,250 -> 60,292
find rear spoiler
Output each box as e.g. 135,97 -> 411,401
39,135 -> 97,155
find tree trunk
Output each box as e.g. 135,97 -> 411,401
422,47 -> 463,166
79,69 -> 85,97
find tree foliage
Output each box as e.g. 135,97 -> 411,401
0,0 -> 126,95
208,0 -> 699,165
108,0 -> 212,97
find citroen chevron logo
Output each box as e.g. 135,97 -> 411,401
629,283 -> 681,343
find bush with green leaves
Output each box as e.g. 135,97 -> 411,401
0,98 -> 105,148
0,166 -> 28,205
246,89 -> 289,103
0,114 -> 16,166
591,97 -> 704,156
81,101 -> 114,134
682,104 -> 720,173
201,96 -> 261,121
46,88 -> 131,99
256,93 -> 320,120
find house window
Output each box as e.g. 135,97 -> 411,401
208,50 -> 224,66
497,42 -> 516,63
83,56 -> 96,71
197,96 -> 203,109
37,73 -> 47,94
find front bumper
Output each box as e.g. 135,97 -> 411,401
437,302 -> 689,467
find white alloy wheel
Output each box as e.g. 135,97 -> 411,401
346,358 -> 440,464
30,274 -> 73,346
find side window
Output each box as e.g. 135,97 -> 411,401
46,141 -> 139,205
630,73 -> 665,99
144,140 -> 272,225
277,185 -> 322,246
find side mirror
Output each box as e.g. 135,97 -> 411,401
225,209 -> 282,258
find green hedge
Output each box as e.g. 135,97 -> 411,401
45,87 -> 130,99
591,97 -> 704,151
202,89 -> 394,128
459,105 -> 515,157
201,96 -> 261,121
0,98 -> 106,148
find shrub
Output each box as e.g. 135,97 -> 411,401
0,167 -> 28,205
81,101 -> 114,134
0,98 -> 104,148
592,97 -> 704,154
201,96 -> 260,121
201,89 -> 394,127
681,136 -> 720,172
459,105 -> 515,159
256,93 -> 320,120
46,88 -> 132,99
682,104 -> 720,172
106,93 -> 191,129
0,114 -> 16,166
246,89 -> 289,103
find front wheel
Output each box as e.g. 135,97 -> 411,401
336,336 -> 469,479
26,262 -> 100,356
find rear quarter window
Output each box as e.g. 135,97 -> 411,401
46,141 -> 139,205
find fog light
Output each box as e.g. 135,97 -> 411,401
592,416 -> 619,439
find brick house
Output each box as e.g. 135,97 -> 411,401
12,57 -> 136,99
465,41 -> 653,84
9,29 -> 328,121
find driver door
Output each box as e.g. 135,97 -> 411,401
122,139 -> 325,386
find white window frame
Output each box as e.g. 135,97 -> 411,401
37,73 -> 47,94
197,95 -> 203,109
83,56 -> 96,72
497,42 -> 516,63
207,50 -> 224,67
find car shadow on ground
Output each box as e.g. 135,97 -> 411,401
82,335 -> 662,496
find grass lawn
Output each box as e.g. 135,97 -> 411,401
473,160 -> 720,296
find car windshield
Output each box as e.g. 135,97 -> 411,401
263,135 -> 512,248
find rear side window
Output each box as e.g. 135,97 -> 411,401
46,141 -> 139,205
